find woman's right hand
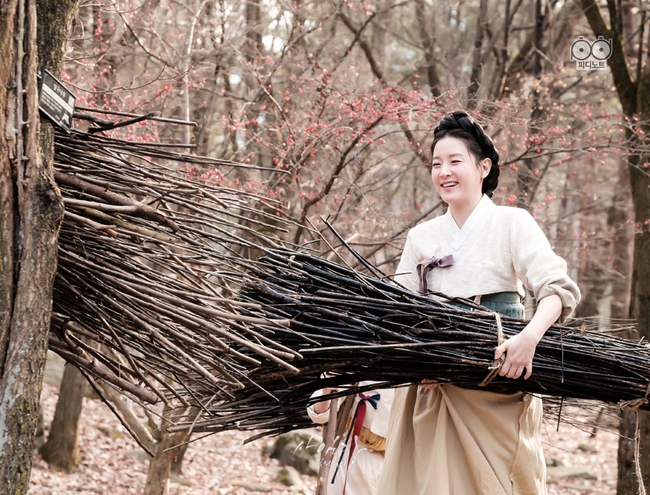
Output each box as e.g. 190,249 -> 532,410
420,379 -> 439,390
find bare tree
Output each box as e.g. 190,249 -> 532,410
467,0 -> 488,103
414,0 -> 442,95
574,0 -> 650,492
39,363 -> 87,469
0,0 -> 80,491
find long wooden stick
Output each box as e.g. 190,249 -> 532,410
316,402 -> 338,495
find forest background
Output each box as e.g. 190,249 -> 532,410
3,0 -> 650,494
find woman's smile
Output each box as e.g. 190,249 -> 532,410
431,136 -> 491,227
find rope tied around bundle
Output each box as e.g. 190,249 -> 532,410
619,382 -> 650,411
479,311 -> 504,387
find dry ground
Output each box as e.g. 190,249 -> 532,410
28,380 -> 622,495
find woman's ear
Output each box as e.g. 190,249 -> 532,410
480,158 -> 492,179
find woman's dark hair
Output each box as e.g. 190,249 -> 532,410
430,111 -> 500,197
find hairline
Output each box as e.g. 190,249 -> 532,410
431,136 -> 482,166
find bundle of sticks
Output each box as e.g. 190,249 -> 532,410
52,129 -> 646,442
51,130 -> 309,410
171,249 -> 647,438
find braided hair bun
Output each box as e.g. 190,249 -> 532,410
431,111 -> 500,197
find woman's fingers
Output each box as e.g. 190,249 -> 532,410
494,342 -> 506,360
494,332 -> 537,380
524,365 -> 533,380
497,361 -> 533,380
420,378 -> 439,390
501,363 -> 523,379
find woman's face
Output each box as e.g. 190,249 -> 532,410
430,137 -> 490,209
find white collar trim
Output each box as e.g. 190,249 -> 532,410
447,195 -> 493,251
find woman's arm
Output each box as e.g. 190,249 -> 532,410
494,294 -> 562,380
510,210 -> 580,323
311,388 -> 339,414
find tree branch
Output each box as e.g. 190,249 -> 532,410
574,0 -> 637,114
467,0 -> 488,103
54,171 -> 180,232
87,113 -> 156,133
413,0 -> 441,96
293,116 -> 383,244
49,339 -> 159,404
337,7 -> 430,168
338,12 -> 383,81
95,379 -> 157,455
109,0 -> 174,69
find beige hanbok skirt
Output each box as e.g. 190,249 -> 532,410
377,384 -> 546,495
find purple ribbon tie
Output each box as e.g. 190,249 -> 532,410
416,254 -> 454,294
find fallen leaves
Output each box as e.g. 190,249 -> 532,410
30,384 -> 317,495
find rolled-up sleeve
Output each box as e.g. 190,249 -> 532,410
510,210 -> 581,323
307,389 -> 340,424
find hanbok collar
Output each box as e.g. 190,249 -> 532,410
446,194 -> 493,251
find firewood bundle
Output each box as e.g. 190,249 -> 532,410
51,130 -> 306,411
52,130 -> 646,441
173,249 -> 647,438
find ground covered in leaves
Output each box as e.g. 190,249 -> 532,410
30,380 -> 619,495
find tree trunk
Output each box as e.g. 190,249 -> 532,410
620,129 -> 650,494
370,0 -> 391,82
414,0 -> 441,96
466,0 -> 487,103
245,0 -> 262,59
0,0 -> 79,490
517,0 -> 547,208
169,442 -> 189,477
487,0 -> 512,100
0,0 -> 64,491
610,157 -> 633,328
574,1 -> 650,490
618,407 -> 639,494
574,160 -> 614,319
34,402 -> 45,450
39,362 -> 87,469
573,264 -> 607,319
143,404 -> 188,495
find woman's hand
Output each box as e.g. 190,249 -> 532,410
494,330 -> 538,379
420,379 -> 439,390
494,294 -> 563,380
312,387 -> 340,414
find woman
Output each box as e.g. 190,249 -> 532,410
308,382 -> 394,495
377,111 -> 580,495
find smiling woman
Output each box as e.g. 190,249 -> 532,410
377,111 -> 581,495
430,137 -> 490,228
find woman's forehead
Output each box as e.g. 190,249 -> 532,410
432,137 -> 471,158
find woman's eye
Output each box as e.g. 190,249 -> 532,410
432,163 -> 441,167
